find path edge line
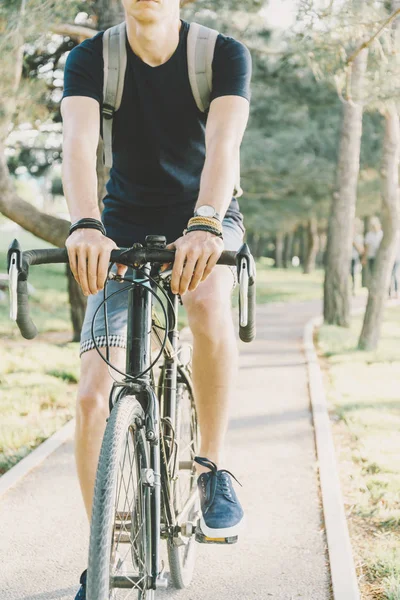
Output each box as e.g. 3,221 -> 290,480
0,418 -> 76,498
304,315 -> 360,600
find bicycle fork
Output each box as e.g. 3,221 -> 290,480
124,266 -> 166,591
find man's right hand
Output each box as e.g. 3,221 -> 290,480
66,229 -> 127,296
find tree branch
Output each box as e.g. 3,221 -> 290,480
345,7 -> 400,103
346,7 -> 400,66
0,143 -> 69,247
52,23 -> 98,42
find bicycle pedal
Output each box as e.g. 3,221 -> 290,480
195,526 -> 238,545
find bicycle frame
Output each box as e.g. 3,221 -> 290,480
109,262 -> 186,591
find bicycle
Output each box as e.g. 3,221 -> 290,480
7,234 -> 256,599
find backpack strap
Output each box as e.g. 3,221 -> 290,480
187,22 -> 243,198
187,22 -> 219,113
102,22 -> 127,169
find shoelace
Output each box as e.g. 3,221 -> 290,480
194,456 -> 242,488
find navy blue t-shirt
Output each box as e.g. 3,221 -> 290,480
62,19 -> 252,246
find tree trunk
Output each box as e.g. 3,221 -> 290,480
358,102 -> 400,350
0,142 -> 70,245
292,227 -> 301,263
274,232 -> 284,268
303,218 -> 319,274
323,48 -> 368,326
67,266 -> 87,342
283,231 -> 294,268
361,215 -> 370,288
0,142 -> 87,339
318,230 -> 327,267
298,225 -> 308,267
96,138 -> 109,212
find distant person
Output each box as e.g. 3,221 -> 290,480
390,234 -> 400,299
362,217 -> 383,276
351,220 -> 364,295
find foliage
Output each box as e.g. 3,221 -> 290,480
295,0 -> 400,108
0,0 -> 394,249
318,306 -> 400,598
0,1 -> 86,132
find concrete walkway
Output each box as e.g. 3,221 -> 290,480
0,300 -> 331,600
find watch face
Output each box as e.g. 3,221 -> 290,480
197,205 -> 215,217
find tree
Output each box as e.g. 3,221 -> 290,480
0,1 -> 122,340
358,0 -> 400,350
358,102 -> 399,349
324,48 -> 368,325
0,1 -> 88,339
295,1 -> 399,323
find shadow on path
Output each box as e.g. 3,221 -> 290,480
19,587 -> 76,600
229,409 -> 311,430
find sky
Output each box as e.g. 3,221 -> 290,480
261,0 -> 299,29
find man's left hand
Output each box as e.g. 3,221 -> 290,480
165,231 -> 224,295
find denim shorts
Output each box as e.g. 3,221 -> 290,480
79,218 -> 244,356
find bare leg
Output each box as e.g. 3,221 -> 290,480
75,348 -> 125,521
182,267 -> 238,473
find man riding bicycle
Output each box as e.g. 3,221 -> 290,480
61,1 -> 251,597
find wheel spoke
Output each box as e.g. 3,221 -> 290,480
166,378 -> 199,589
110,422 -> 151,598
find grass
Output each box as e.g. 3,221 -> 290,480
0,229 -> 70,338
253,257 -> 324,305
0,229 -> 77,474
0,229 -> 325,475
318,307 -> 400,599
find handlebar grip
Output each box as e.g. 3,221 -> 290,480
16,278 -> 38,340
239,277 -> 256,343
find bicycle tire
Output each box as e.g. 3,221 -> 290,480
86,394 -> 155,600
167,371 -> 200,589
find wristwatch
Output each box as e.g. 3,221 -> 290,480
193,205 -> 222,222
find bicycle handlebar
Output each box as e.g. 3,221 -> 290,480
7,240 -> 256,343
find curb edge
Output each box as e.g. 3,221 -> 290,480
304,316 -> 360,600
0,418 -> 76,499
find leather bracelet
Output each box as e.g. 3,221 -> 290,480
185,225 -> 223,238
69,218 -> 106,237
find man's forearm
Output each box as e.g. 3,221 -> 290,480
62,140 -> 100,223
195,141 -> 239,219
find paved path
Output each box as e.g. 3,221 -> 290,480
0,300 -> 331,600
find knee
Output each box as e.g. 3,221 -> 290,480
186,292 -> 231,340
77,388 -> 108,422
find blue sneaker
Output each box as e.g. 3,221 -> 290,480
194,456 -> 244,544
74,569 -> 86,599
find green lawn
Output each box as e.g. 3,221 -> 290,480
253,257 -> 325,304
318,309 -> 400,600
0,230 -> 77,474
0,230 -> 324,475
0,229 -> 70,338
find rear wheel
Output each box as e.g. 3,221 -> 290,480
87,394 -> 154,600
167,370 -> 200,589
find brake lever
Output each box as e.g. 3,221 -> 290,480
7,239 -> 22,322
236,243 -> 256,328
9,254 -> 18,321
239,257 -> 249,327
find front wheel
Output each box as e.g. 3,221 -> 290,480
86,394 -> 154,600
167,371 -> 200,589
